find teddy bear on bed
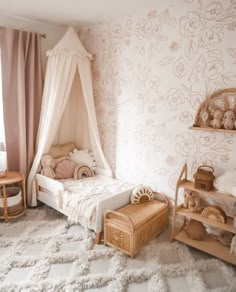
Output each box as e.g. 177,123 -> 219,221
40,154 -> 56,179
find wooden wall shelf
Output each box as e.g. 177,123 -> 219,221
190,126 -> 236,134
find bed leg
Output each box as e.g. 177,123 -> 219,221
95,232 -> 102,244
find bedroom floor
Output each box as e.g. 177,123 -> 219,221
0,206 -> 235,292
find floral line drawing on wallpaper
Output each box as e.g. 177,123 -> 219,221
161,84 -> 205,113
167,131 -> 233,191
134,9 -> 171,59
227,48 -> 236,64
135,120 -> 171,153
157,1 -> 236,92
180,1 -> 236,56
175,132 -> 233,167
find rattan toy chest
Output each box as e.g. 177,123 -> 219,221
104,198 -> 169,257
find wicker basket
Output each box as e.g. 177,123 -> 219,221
0,187 -> 23,216
193,165 -> 215,191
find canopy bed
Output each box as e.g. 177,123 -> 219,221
27,27 -> 137,243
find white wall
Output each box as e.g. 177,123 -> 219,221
0,14 -> 67,71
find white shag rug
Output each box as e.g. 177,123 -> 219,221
0,206 -> 235,292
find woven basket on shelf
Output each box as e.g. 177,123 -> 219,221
193,165 -> 215,191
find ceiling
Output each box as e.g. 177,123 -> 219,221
0,0 -> 171,26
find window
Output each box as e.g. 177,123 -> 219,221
0,50 -> 6,151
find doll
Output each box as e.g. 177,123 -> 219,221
40,154 -> 56,179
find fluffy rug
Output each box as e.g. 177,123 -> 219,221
0,206 -> 235,292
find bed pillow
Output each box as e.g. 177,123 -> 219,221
55,159 -> 77,179
49,142 -> 77,158
69,149 -> 96,169
54,156 -> 68,167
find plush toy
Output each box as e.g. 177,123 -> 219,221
211,109 -> 223,129
199,109 -> 210,128
183,190 -> 202,213
40,154 -> 56,179
223,110 -> 235,130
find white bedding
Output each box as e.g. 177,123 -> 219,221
61,175 -> 135,231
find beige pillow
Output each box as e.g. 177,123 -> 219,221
49,142 -> 77,158
55,159 -> 77,179
54,156 -> 68,167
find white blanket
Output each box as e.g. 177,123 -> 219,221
62,175 -> 134,230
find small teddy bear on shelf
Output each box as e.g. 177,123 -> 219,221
199,109 -> 210,128
223,110 -> 235,130
211,109 -> 223,129
183,190 -> 202,213
40,154 -> 56,179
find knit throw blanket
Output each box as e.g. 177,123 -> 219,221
62,175 -> 134,229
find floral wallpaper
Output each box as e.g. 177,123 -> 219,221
79,0 -> 236,202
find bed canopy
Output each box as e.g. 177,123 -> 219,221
27,27 -> 111,206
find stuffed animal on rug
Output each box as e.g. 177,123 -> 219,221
214,171 -> 236,197
183,190 -> 202,212
40,154 -> 56,179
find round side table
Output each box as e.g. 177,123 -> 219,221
0,172 -> 26,222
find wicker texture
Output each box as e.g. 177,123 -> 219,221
194,165 -> 215,191
194,88 -> 236,129
104,197 -> 169,257
201,206 -> 227,223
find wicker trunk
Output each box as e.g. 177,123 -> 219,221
104,199 -> 169,257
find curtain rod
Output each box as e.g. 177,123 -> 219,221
40,33 -> 47,39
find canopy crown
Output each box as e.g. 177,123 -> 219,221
47,27 -> 92,59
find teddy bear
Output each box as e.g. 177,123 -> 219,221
199,109 -> 210,128
183,190 -> 202,213
211,109 -> 223,129
223,110 -> 235,130
40,154 -> 56,179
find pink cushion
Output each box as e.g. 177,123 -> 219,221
55,159 -> 77,179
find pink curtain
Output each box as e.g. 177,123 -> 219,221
0,27 -> 43,176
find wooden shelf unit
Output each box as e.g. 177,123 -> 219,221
171,164 -> 236,265
174,229 -> 236,266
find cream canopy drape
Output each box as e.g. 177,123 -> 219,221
27,27 -> 111,206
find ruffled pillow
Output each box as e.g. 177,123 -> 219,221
69,149 -> 96,170
55,159 -> 77,179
